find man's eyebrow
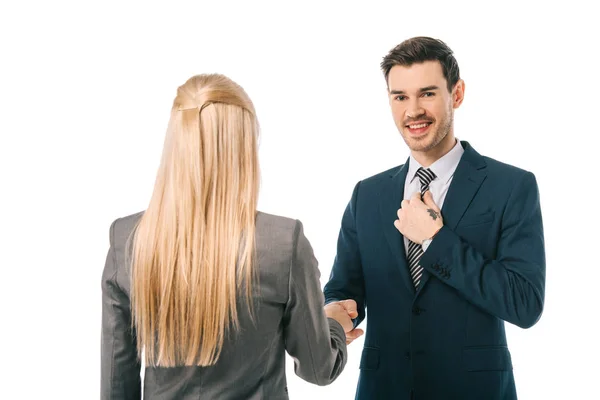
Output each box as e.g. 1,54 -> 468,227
419,85 -> 440,92
389,85 -> 440,95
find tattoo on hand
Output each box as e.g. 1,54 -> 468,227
427,209 -> 440,220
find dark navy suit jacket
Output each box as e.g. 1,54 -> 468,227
324,141 -> 545,400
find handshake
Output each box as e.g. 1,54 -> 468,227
324,300 -> 365,345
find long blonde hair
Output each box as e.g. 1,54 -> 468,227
130,74 -> 260,367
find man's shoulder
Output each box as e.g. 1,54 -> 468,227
476,152 -> 540,199
360,164 -> 404,186
481,154 -> 535,180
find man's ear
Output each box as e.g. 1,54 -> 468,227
453,79 -> 465,109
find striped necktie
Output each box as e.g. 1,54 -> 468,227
407,167 -> 437,288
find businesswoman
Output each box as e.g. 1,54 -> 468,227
100,74 -> 351,399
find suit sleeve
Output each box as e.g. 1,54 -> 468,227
101,219 -> 142,399
420,171 -> 546,329
282,220 -> 348,386
323,181 -> 366,328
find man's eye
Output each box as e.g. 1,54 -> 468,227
422,92 -> 434,97
394,95 -> 407,101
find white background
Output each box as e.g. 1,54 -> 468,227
1,1 -> 599,399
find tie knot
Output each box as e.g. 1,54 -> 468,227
415,167 -> 436,186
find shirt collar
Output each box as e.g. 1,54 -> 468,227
408,138 -> 464,184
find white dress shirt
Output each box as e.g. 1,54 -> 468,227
403,138 -> 465,253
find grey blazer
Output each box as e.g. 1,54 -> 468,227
101,211 -> 347,399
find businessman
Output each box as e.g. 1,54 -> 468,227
324,37 -> 545,399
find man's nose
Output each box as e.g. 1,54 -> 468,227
406,99 -> 425,119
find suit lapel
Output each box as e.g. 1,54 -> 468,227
440,142 -> 488,230
416,141 -> 488,293
379,160 -> 416,295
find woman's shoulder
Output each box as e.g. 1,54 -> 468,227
108,210 -> 145,249
255,210 -> 306,252
256,210 -> 298,230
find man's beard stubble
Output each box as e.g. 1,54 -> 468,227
402,110 -> 453,153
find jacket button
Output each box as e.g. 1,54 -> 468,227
405,352 -> 411,360
412,306 -> 422,315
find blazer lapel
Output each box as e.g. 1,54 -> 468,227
379,160 -> 416,295
416,141 -> 488,293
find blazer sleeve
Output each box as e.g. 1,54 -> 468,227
323,181 -> 366,328
282,220 -> 348,386
420,171 -> 546,329
101,219 -> 142,399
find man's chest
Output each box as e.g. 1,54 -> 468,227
403,178 -> 452,208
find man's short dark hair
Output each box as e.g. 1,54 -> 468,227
381,37 -> 460,92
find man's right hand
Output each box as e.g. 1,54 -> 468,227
324,299 -> 365,345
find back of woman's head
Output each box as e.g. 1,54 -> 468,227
130,74 -> 260,367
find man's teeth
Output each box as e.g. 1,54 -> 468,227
409,123 -> 430,129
